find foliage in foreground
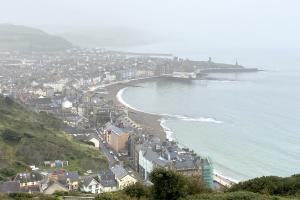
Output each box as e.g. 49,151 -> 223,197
95,168 -> 212,200
180,191 -> 298,200
2,170 -> 300,200
94,169 -> 300,200
0,192 -> 58,200
229,174 -> 300,196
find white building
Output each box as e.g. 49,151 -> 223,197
172,72 -> 196,79
89,137 -> 100,148
81,177 -> 101,194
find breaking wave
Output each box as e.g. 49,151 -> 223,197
160,114 -> 224,124
117,88 -> 224,125
117,88 -> 224,141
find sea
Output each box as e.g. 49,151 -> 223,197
114,42 -> 300,181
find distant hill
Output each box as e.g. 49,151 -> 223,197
0,24 -> 73,52
0,96 -> 107,180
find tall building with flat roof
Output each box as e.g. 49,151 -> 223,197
104,122 -> 129,152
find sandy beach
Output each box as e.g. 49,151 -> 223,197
100,77 -> 166,140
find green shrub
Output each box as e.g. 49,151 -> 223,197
229,174 -> 300,196
95,192 -> 132,200
0,167 -> 16,177
149,168 -> 187,200
185,175 -> 212,195
1,129 -> 23,143
8,193 -> 33,199
180,191 -> 280,200
124,182 -> 151,199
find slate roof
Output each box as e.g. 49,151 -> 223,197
143,148 -> 170,167
58,172 -> 80,186
63,172 -> 80,182
174,159 -> 198,170
14,172 -> 43,183
44,181 -> 68,192
32,97 -> 52,105
98,170 -> 117,187
110,165 -> 128,180
0,181 -> 20,193
105,122 -> 127,136
20,185 -> 41,193
82,176 -> 98,187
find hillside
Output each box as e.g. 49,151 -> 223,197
0,24 -> 73,52
0,96 -> 107,180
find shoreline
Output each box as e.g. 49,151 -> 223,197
100,77 -> 167,140
99,76 -> 239,184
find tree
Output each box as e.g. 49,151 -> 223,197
229,174 -> 300,196
124,182 -> 150,199
185,176 -> 212,195
149,168 -> 187,200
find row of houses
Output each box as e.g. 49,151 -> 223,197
101,117 -> 214,188
0,165 -> 137,194
134,136 -> 214,187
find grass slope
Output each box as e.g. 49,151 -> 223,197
0,96 -> 107,180
180,192 -> 298,200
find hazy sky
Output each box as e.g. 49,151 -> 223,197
1,0 -> 299,35
1,0 -> 299,67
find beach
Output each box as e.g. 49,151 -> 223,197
100,76 -> 243,185
100,77 -> 166,140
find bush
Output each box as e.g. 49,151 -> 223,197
0,174 -> 6,181
95,192 -> 132,200
8,193 -> 33,199
149,168 -> 187,200
180,191 -> 280,200
8,193 -> 57,200
185,176 -> 212,195
4,97 -> 14,105
124,182 -> 150,199
0,168 -> 16,177
1,129 -> 23,143
229,174 -> 300,196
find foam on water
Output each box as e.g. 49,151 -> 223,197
117,88 -> 224,142
161,114 -> 224,124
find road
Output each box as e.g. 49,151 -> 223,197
95,128 -> 117,167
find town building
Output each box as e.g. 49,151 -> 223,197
81,177 -> 101,194
104,122 -> 129,152
110,165 -> 137,189
98,170 -> 118,193
43,181 -> 68,194
0,181 -> 21,193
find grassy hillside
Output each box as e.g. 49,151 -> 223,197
0,24 -> 73,52
229,174 -> 300,196
180,192 -> 298,200
0,96 -> 107,180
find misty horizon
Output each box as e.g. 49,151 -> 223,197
1,0 -> 299,51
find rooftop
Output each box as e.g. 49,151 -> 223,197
0,181 -> 20,193
110,165 -> 129,180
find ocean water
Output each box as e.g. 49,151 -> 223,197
120,70 -> 300,181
